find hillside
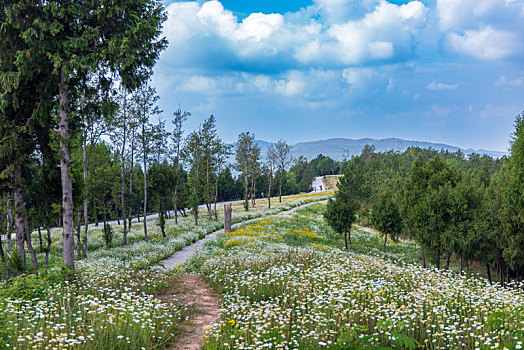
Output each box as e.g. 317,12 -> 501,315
255,137 -> 507,160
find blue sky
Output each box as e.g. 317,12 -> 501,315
154,0 -> 524,152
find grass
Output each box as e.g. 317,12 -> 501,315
185,203 -> 524,349
0,191 -> 332,349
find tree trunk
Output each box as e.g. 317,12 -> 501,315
94,204 -> 98,227
224,203 -> 232,233
45,204 -> 51,266
24,215 -> 38,275
435,248 -> 441,270
206,157 -> 212,221
358,213 -> 361,225
6,204 -> 12,251
268,172 -> 272,209
0,200 -> 4,261
214,173 -> 219,222
45,226 -> 51,266
58,71 -> 75,272
252,177 -> 256,207
348,227 -> 351,244
500,260 -> 505,287
244,166 -> 249,211
344,231 -> 348,251
383,232 -> 387,253
76,209 -> 82,260
159,201 -> 166,238
13,163 -> 26,275
279,176 -> 282,203
103,211 -> 109,248
193,168 -> 199,226
445,252 -> 452,270
0,227 -> 4,262
143,145 -> 148,243
421,248 -> 426,268
38,227 -> 43,252
174,184 -> 178,225
121,133 -> 127,245
486,263 -> 492,284
82,133 -> 89,258
130,135 -> 134,193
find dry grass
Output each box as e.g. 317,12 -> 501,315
322,175 -> 342,190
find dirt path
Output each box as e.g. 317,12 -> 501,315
164,199 -> 328,349
169,274 -> 220,350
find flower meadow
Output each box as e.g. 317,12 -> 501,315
0,192 -> 331,349
186,203 -> 524,349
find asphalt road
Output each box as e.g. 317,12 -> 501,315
2,177 -> 329,238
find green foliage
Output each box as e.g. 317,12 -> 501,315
371,192 -> 402,239
6,248 -> 24,274
103,223 -> 113,249
501,112 -> 524,271
403,155 -> 461,266
0,266 -> 65,300
324,196 -> 358,236
486,307 -> 524,347
371,191 -> 402,252
335,323 -> 421,349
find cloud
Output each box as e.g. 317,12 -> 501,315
495,75 -> 523,87
427,104 -> 452,117
368,41 -> 394,59
342,68 -> 377,85
436,0 -> 524,61
327,1 -> 428,64
427,81 -> 459,91
436,0 -> 500,31
176,75 -> 218,93
162,0 -> 428,71
275,76 -> 305,96
446,27 -> 518,60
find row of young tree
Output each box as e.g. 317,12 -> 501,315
0,5 -> 305,279
326,113 -> 524,285
0,1 -> 301,278
0,0 -> 169,276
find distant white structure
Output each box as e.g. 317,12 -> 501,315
311,177 -> 326,193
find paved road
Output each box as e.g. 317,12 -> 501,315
91,176 -> 328,228
310,176 -> 327,193
2,177 -> 330,239
158,200 -> 327,271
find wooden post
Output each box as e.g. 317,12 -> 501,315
224,203 -> 232,233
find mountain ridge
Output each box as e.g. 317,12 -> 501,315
254,137 -> 507,161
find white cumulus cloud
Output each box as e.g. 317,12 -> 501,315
437,0 -> 524,61
162,0 -> 428,69
427,81 -> 459,91
446,27 -> 518,60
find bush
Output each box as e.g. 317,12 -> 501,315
0,274 -> 49,300
103,223 -> 113,248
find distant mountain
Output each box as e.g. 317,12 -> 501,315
254,138 -> 507,161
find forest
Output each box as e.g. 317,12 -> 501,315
325,115 -> 524,285
0,0 -> 337,279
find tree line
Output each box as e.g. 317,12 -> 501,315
0,1 -> 306,279
325,114 -> 524,285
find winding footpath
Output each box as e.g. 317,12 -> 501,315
159,198 -> 328,270
160,176 -> 329,270
164,177 -> 328,350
